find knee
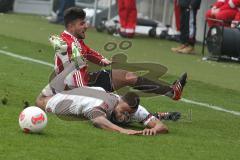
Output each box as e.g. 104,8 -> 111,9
125,72 -> 138,84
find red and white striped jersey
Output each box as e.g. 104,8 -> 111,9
54,31 -> 108,88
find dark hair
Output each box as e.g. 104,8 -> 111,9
122,92 -> 140,110
64,7 -> 86,27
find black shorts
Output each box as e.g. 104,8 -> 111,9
88,70 -> 114,92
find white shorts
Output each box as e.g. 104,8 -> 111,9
45,93 -> 104,116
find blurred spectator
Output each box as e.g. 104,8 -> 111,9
214,0 -> 239,26
0,0 -> 14,13
49,0 -> 75,24
205,0 -> 226,27
174,0 -> 181,32
117,0 -> 137,38
171,0 -> 201,54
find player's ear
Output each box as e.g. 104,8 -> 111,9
67,22 -> 74,29
122,92 -> 140,111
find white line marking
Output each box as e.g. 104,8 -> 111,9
1,49 -> 240,117
0,49 -> 54,67
181,98 -> 240,116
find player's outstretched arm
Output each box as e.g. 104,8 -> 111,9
143,119 -> 168,136
91,116 -> 142,135
132,105 -> 168,136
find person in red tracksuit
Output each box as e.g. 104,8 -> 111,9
205,0 -> 227,27
117,0 -> 137,38
215,0 -> 239,26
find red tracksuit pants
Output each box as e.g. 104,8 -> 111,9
118,0 -> 137,37
174,0 -> 181,31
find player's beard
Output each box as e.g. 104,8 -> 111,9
76,33 -> 85,39
76,29 -> 86,39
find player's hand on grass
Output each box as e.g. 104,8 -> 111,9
142,128 -> 157,136
120,129 -> 143,135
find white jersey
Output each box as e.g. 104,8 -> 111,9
44,86 -> 118,118
45,92 -> 105,118
46,87 -> 156,125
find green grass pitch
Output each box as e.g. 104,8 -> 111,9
0,13 -> 240,160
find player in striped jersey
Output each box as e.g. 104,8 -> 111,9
50,7 -> 187,103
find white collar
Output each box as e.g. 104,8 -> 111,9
63,30 -> 78,40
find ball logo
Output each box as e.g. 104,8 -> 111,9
31,113 -> 45,125
19,112 -> 25,121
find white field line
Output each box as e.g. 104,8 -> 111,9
1,49 -> 240,117
0,49 -> 54,67
181,98 -> 240,116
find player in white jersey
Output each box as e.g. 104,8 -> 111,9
36,85 -> 169,136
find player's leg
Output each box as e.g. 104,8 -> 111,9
88,70 -> 114,92
111,69 -> 187,100
88,69 -> 187,100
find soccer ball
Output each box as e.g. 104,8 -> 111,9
19,106 -> 47,133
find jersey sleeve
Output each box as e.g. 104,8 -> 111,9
81,41 -> 108,66
130,105 -> 157,126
